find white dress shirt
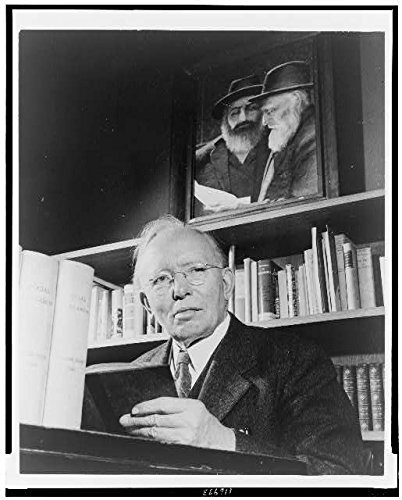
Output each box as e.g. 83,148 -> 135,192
170,314 -> 230,388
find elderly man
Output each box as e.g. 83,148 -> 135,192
249,60 -> 319,202
195,75 -> 270,213
117,215 -> 367,475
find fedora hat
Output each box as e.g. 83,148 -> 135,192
250,61 -> 313,103
212,74 -> 262,120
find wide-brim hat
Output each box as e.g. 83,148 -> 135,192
212,74 -> 262,120
249,61 -> 313,103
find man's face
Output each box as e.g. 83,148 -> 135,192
225,95 -> 262,132
137,229 -> 233,348
261,92 -> 302,153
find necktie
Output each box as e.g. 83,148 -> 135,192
175,349 -> 192,398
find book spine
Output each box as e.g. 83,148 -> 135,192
234,267 -> 246,322
343,242 -> 361,310
277,269 -> 288,318
356,247 -> 376,308
334,234 -> 349,311
18,251 -> 59,425
311,227 -> 329,313
369,363 -> 384,431
111,288 -> 124,338
42,259 -> 94,429
123,284 -> 136,338
297,265 -> 307,316
274,280 -> 280,319
88,285 -> 102,345
250,260 -> 258,322
304,249 -> 317,315
257,260 -> 277,321
97,289 -> 112,341
321,237 -> 332,311
285,264 -> 297,317
243,258 -> 252,323
379,256 -> 385,304
342,365 -> 358,414
356,364 -> 372,432
325,226 -> 342,311
228,245 -> 236,314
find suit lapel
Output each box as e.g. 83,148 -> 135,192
210,142 -> 231,192
130,338 -> 172,369
198,315 -> 259,421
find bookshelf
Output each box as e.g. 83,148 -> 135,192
19,31 -> 386,475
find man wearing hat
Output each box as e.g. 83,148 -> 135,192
250,60 -> 319,203
195,75 -> 270,213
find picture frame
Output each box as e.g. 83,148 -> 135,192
184,33 -> 340,223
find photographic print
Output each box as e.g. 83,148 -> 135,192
190,34 -> 337,220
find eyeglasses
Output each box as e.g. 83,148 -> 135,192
147,264 -> 224,295
227,102 -> 260,120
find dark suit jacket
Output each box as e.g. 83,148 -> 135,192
263,105 -> 318,202
129,315 -> 367,475
196,132 -> 270,202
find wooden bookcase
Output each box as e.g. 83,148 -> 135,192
52,189 -> 386,458
19,31 -> 386,476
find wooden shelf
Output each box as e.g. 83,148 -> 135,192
362,431 -> 384,442
51,190 -> 384,286
190,189 -> 385,259
251,306 -> 384,329
88,334 -> 169,350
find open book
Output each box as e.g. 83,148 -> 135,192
194,181 -> 251,210
81,364 -> 177,435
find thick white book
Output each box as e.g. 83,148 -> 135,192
342,242 -> 361,310
19,251 -> 59,425
356,247 -> 376,308
243,258 -> 252,323
278,269 -> 289,318
234,267 -> 245,322
250,259 -> 258,322
42,259 -> 94,429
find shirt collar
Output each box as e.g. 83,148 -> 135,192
171,314 -> 230,376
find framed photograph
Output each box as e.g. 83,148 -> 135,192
185,33 -> 339,222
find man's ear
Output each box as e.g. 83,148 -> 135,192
139,291 -> 152,314
222,267 -> 235,301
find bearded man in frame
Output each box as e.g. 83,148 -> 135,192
195,75 -> 270,214
249,60 -> 319,203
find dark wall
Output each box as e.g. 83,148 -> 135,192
19,31 -> 382,254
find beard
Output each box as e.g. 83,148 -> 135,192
268,105 -> 302,153
221,118 -> 264,156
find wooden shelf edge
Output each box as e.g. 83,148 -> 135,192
189,189 -> 385,232
362,431 -> 384,442
52,237 -> 140,260
248,306 -> 384,329
88,335 -> 169,350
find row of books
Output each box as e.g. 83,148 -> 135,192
333,361 -> 385,432
88,285 -> 166,346
229,227 -> 385,323
19,250 -> 95,429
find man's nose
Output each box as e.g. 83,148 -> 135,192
172,273 -> 192,300
238,107 -> 247,121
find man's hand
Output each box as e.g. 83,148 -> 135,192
119,397 -> 236,451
